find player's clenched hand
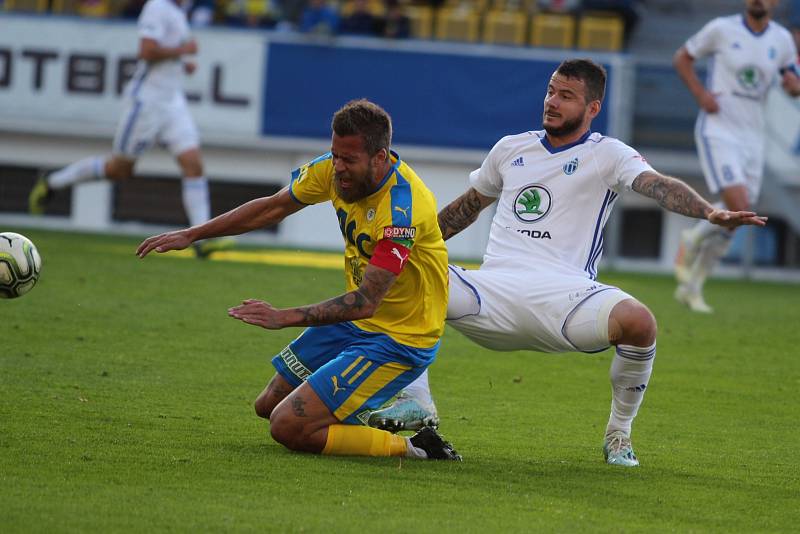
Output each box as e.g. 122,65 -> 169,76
781,69 -> 800,95
707,209 -> 767,229
698,90 -> 720,113
228,299 -> 285,330
136,230 -> 193,258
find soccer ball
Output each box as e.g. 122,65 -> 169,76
0,232 -> 42,299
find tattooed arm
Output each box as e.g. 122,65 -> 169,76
631,171 -> 767,228
227,263 -> 397,329
631,171 -> 714,218
438,188 -> 497,240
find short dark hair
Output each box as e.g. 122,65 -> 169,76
555,59 -> 607,104
331,99 -> 392,156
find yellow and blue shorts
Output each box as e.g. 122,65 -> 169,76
271,321 -> 439,425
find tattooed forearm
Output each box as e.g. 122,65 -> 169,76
286,265 -> 395,326
297,290 -> 370,325
438,188 -> 492,240
632,171 -> 713,219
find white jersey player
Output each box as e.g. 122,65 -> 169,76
29,0 -> 229,258
673,0 -> 800,312
369,59 -> 767,467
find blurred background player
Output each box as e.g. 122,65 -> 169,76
672,0 -> 800,312
369,59 -> 767,467
136,99 -> 461,461
28,0 -> 230,258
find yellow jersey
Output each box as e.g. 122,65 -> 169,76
289,151 -> 448,348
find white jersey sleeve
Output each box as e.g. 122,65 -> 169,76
469,136 -> 512,198
777,29 -> 799,72
597,138 -> 654,193
685,18 -> 724,59
138,1 -> 168,41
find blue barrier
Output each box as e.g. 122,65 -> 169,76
262,41 -> 612,150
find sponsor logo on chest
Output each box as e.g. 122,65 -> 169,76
513,184 -> 552,223
383,226 -> 416,239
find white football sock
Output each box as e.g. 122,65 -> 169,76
403,369 -> 435,407
48,156 -> 107,190
687,228 -> 732,293
606,342 -> 656,437
181,176 -> 210,227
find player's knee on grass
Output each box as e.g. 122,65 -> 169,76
267,383 -> 337,453
268,410 -> 302,450
268,406 -> 328,453
609,299 -> 657,347
253,374 -> 294,419
254,396 -> 273,419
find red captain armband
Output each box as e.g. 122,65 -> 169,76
369,239 -> 411,275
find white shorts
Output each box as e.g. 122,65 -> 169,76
694,133 -> 763,202
446,265 -> 633,354
112,95 -> 200,159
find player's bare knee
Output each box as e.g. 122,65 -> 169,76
182,163 -> 203,178
625,306 -> 657,346
177,149 -> 203,177
269,413 -> 314,451
611,300 -> 657,346
253,397 -> 272,419
268,410 -> 298,448
105,160 -> 134,181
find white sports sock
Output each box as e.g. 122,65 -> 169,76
403,369 -> 435,407
606,342 -> 656,436
687,229 -> 732,293
404,437 -> 428,459
181,176 -> 210,227
48,156 -> 107,190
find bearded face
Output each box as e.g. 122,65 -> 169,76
745,0 -> 775,20
542,73 -> 593,139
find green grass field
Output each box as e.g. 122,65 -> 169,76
2,229 -> 799,532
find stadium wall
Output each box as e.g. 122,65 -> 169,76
0,15 -> 633,261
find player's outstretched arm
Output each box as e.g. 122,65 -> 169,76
137,186 -> 304,258
632,171 -> 767,229
438,187 -> 496,240
139,37 -> 197,63
228,264 -> 397,329
673,46 -> 719,113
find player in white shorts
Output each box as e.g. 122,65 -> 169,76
29,0 -> 229,257
673,0 -> 800,312
369,59 -> 767,466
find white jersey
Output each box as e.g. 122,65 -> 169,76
125,0 -> 191,102
471,130 -> 653,280
686,14 -> 798,141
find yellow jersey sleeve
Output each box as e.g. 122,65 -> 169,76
289,153 -> 334,205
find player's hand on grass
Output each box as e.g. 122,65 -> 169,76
228,299 -> 284,329
707,209 -> 767,229
136,230 -> 193,258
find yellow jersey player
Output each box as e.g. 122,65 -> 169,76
136,99 -> 460,460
